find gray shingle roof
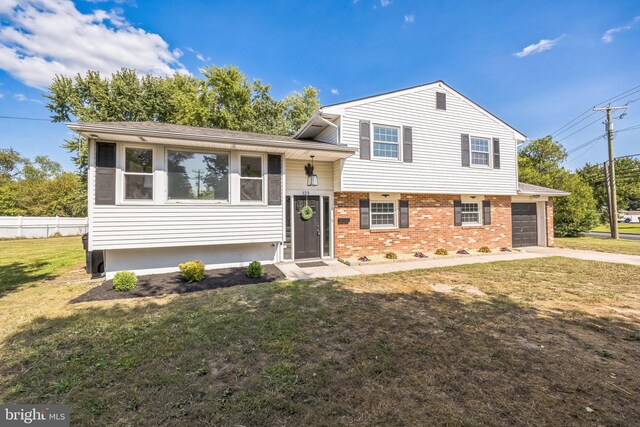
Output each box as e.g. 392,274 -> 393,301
518,182 -> 569,196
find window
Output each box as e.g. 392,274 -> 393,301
371,201 -> 397,228
124,147 -> 153,200
240,155 -> 263,201
461,202 -> 481,225
167,150 -> 229,201
470,137 -> 490,166
373,125 -> 400,159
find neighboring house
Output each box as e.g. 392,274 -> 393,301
69,80 -> 568,278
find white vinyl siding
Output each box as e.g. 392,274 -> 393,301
285,159 -> 334,191
336,86 -> 518,195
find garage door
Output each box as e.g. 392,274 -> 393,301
512,203 -> 538,247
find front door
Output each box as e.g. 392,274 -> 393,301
512,203 -> 538,247
294,196 -> 321,259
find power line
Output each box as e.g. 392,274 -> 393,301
0,115 -> 51,122
557,115 -> 603,142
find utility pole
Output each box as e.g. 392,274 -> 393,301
593,105 -> 627,239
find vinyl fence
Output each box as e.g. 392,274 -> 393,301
0,216 -> 88,239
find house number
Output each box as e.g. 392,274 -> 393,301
301,191 -> 310,195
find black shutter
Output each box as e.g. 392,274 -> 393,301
461,134 -> 470,167
267,154 -> 282,206
493,138 -> 500,169
95,142 -> 116,205
359,121 -> 371,160
436,92 -> 446,110
454,200 -> 462,226
359,199 -> 370,229
402,126 -> 413,163
483,200 -> 491,225
399,200 -> 409,228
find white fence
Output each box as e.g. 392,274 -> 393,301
0,216 -> 88,239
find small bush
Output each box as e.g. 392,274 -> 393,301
500,247 -> 512,252
385,252 -> 398,260
435,248 -> 448,256
456,249 -> 470,255
478,246 -> 492,253
179,260 -> 205,282
358,256 -> 370,262
246,261 -> 265,279
414,252 -> 427,258
113,271 -> 137,291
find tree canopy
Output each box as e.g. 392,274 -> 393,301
518,136 -> 599,236
578,157 -> 640,217
45,66 -> 320,173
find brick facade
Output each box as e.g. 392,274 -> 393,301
545,199 -> 554,247
333,192 -> 513,259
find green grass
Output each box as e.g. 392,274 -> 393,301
592,223 -> 640,234
1,237 -> 639,425
0,236 -> 85,295
556,236 -> 640,256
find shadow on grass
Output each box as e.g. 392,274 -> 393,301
1,281 -> 638,426
0,261 -> 55,297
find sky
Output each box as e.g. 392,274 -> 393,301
0,0 -> 639,171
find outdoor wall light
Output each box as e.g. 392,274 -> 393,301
305,155 -> 318,187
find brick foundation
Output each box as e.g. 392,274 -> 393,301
334,192 -> 513,258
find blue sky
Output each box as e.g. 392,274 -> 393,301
1,0 -> 639,171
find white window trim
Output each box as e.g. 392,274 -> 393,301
469,135 -> 492,168
239,153 -> 266,204
164,147 -> 231,205
460,201 -> 482,226
370,200 -> 398,229
121,144 -> 154,204
371,123 -> 402,162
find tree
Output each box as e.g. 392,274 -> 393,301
0,148 -> 24,182
578,157 -> 640,216
519,136 -> 599,236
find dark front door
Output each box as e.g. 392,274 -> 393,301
294,196 -> 321,259
512,203 -> 538,247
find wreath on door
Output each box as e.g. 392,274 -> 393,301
300,205 -> 314,221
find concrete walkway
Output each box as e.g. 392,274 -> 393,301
275,246 -> 640,280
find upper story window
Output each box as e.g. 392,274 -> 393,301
461,202 -> 481,225
167,150 -> 229,202
240,155 -> 263,202
371,201 -> 397,228
124,147 -> 153,200
373,125 -> 400,160
470,137 -> 490,166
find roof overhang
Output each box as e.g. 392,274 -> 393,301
294,111 -> 341,140
68,123 -> 355,161
517,190 -> 570,197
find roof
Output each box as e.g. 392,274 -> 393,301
319,80 -> 527,140
518,182 -> 569,196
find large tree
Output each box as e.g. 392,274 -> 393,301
519,136 -> 599,236
45,66 -> 321,174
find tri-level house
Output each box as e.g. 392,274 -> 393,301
70,80 -> 567,278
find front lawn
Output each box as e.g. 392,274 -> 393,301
555,236 -> 640,256
1,238 -> 639,425
592,223 -> 640,234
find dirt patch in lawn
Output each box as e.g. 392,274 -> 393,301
70,264 -> 286,303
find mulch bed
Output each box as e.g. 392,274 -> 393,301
70,264 -> 286,303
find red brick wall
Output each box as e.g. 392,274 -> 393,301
545,199 -> 554,247
334,192 -> 513,258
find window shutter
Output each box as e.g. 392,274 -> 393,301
359,199 -> 370,229
399,200 -> 409,228
436,92 -> 446,110
95,142 -> 116,205
454,200 -> 462,226
492,138 -> 500,169
461,134 -> 470,167
402,126 -> 413,163
483,200 -> 491,225
267,154 -> 282,206
359,121 -> 371,160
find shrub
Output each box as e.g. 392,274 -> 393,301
414,252 -> 427,258
500,247 -> 512,252
434,248 -> 448,256
478,246 -> 492,253
112,271 -> 137,291
246,261 -> 265,279
179,260 -> 205,282
385,252 -> 398,260
456,249 -> 470,255
358,256 -> 370,262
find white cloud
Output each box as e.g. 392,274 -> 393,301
187,47 -> 209,63
380,0 -> 391,7
330,88 -> 339,95
0,0 -> 188,89
0,92 -> 4,99
404,14 -> 414,24
13,93 -> 41,103
602,16 -> 640,43
513,35 -> 563,58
